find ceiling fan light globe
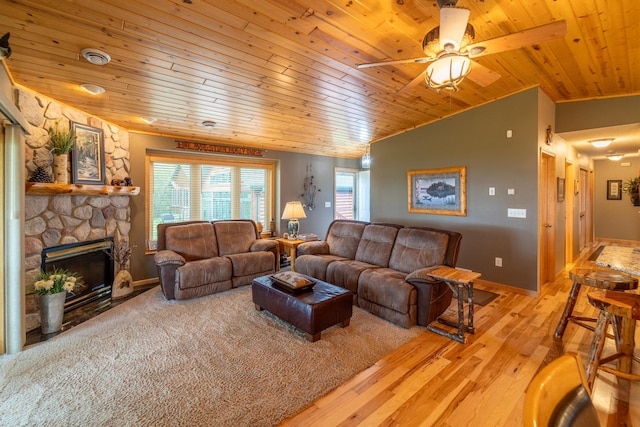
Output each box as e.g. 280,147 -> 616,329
425,54 -> 471,90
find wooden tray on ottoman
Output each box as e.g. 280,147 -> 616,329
252,274 -> 352,342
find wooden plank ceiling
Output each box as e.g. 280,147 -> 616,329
2,0 -> 638,158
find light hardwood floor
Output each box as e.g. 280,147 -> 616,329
281,241 -> 639,426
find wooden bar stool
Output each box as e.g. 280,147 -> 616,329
585,290 -> 640,390
554,268 -> 637,340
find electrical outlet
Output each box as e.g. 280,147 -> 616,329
324,201 -> 331,208
495,257 -> 502,267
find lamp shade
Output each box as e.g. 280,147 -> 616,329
281,201 -> 306,238
281,201 -> 306,220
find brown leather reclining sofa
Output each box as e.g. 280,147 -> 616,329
295,220 -> 462,328
154,220 -> 279,300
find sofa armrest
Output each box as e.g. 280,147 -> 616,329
405,266 -> 453,326
250,239 -> 278,252
154,250 -> 186,300
296,240 -> 329,256
154,250 -> 186,266
405,266 -> 443,284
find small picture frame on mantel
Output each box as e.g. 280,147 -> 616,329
607,179 -> 622,200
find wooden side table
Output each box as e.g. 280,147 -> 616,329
276,238 -> 305,271
425,266 -> 481,343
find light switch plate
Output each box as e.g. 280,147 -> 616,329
324,201 -> 331,208
507,208 -> 526,218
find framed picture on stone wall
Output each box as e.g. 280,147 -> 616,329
71,122 -> 106,185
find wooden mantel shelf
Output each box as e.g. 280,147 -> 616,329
26,182 -> 140,196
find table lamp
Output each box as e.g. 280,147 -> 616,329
281,201 -> 306,238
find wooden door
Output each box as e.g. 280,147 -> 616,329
540,152 -> 556,286
565,161 -> 575,265
578,168 -> 589,251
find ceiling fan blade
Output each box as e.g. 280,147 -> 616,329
439,7 -> 471,50
357,57 -> 434,69
467,20 -> 567,58
397,70 -> 428,94
465,60 -> 501,87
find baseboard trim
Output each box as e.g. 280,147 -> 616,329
475,279 -> 537,298
133,277 -> 159,290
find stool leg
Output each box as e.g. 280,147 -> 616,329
554,281 -> 582,339
586,310 -> 609,390
617,317 -> 636,376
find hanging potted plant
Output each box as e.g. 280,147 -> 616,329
48,122 -> 75,184
622,176 -> 640,206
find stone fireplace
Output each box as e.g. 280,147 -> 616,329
17,87 -> 134,332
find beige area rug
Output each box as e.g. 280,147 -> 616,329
0,286 -> 422,426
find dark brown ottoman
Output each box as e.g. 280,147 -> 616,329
252,275 -> 352,342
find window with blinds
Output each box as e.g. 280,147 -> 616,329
146,153 -> 275,250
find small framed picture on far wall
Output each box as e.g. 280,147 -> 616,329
557,177 -> 565,202
607,179 -> 622,200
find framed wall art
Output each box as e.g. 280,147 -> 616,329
607,179 -> 622,200
408,166 -> 466,216
71,122 -> 106,185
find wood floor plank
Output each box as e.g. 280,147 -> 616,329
280,240 -> 640,426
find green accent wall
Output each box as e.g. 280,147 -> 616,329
371,89 -> 542,291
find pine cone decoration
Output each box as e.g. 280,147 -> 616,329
29,166 -> 53,183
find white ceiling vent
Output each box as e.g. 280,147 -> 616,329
80,48 -> 111,66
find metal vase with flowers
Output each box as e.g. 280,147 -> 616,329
34,268 -> 80,334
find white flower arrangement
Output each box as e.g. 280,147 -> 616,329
34,268 -> 81,295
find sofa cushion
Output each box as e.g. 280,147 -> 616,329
176,257 -> 232,289
295,254 -> 349,282
225,251 -> 275,277
358,268 -> 417,313
214,220 -> 257,256
357,267 -> 417,328
165,223 -> 218,261
388,228 -> 449,274
326,220 -> 367,259
355,224 -> 400,267
327,260 -> 379,294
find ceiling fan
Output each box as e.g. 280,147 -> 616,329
357,0 -> 567,93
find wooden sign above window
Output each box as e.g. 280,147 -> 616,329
176,140 -> 264,157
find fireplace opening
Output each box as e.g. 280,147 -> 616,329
41,237 -> 114,313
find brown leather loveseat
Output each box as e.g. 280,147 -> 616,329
295,220 -> 462,328
154,220 -> 278,300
